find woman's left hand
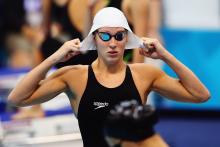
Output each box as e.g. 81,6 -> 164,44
139,37 -> 168,60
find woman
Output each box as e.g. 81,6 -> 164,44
8,7 -> 210,147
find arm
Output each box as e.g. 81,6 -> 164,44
41,0 -> 51,35
68,0 -> 107,38
122,0 -> 162,63
83,0 -> 107,37
141,38 -> 210,102
83,1 -> 95,38
122,0 -> 149,63
8,39 -> 81,106
147,0 -> 162,39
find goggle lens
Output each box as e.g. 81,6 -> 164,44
98,31 -> 126,42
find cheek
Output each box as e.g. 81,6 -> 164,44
94,37 -> 106,49
120,36 -> 128,48
96,42 -> 107,55
118,40 -> 127,48
96,42 -> 108,51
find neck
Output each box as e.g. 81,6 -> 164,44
92,59 -> 126,73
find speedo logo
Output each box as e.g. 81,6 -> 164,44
93,102 -> 109,110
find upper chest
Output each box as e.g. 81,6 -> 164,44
66,65 -> 154,107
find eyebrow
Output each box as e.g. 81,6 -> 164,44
98,29 -> 126,33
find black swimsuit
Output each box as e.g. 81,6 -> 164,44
78,65 -> 142,147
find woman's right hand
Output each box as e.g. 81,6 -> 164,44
49,38 -> 81,63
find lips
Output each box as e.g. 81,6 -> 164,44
107,51 -> 119,57
108,51 -> 118,54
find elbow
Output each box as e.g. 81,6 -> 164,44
7,94 -> 18,106
194,91 -> 211,103
7,93 -> 23,107
201,91 -> 211,103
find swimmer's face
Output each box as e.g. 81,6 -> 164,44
94,27 -> 128,65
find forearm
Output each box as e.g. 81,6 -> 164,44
163,52 -> 210,100
83,5 -> 93,38
8,57 -> 56,105
41,0 -> 51,34
148,0 -> 161,34
8,38 -> 80,105
130,0 -> 149,63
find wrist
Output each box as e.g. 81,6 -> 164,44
44,55 -> 59,66
160,50 -> 174,62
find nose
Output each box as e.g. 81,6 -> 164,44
109,38 -> 117,49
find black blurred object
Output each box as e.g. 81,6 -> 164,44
0,0 -> 25,67
40,36 -> 98,68
104,100 -> 158,142
0,0 -> 25,34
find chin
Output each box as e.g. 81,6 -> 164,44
106,58 -> 120,65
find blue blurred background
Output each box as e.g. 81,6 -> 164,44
159,29 -> 220,110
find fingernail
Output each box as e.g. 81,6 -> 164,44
139,43 -> 145,49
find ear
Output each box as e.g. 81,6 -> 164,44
125,34 -> 129,43
93,34 -> 98,48
93,34 -> 96,41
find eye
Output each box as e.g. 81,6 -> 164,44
115,32 -> 125,41
99,32 -> 111,41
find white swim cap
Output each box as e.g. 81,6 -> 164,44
80,7 -> 143,51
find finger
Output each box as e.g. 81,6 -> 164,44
69,43 -> 81,51
75,38 -> 81,45
64,50 -> 80,61
145,43 -> 156,54
144,42 -> 153,49
139,48 -> 146,56
70,51 -> 80,57
70,38 -> 81,46
72,47 -> 81,53
143,52 -> 151,58
139,49 -> 143,55
142,50 -> 152,58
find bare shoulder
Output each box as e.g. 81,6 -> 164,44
61,65 -> 88,80
127,63 -> 164,102
129,63 -> 164,82
128,63 -> 163,80
62,65 -> 89,103
45,65 -> 88,81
